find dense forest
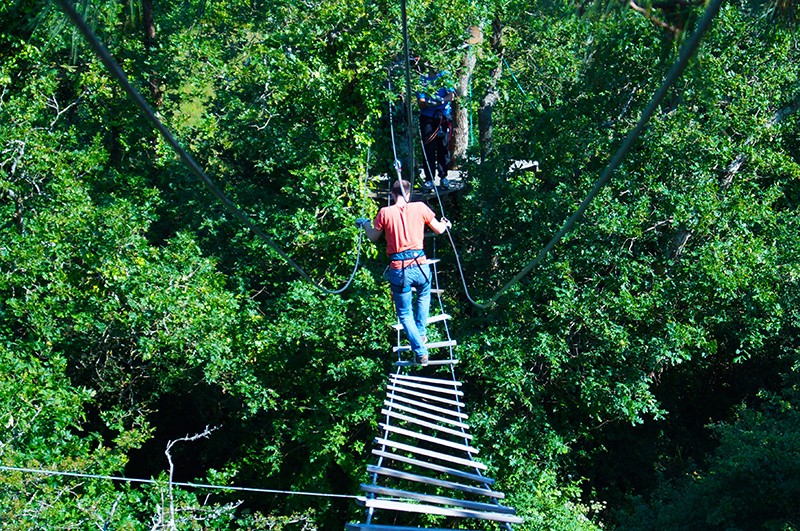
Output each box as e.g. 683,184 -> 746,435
2,0 -> 800,528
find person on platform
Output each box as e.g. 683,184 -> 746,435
416,66 -> 455,192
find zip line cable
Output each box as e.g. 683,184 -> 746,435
0,465 -> 359,500
433,0 -> 724,309
56,0 -> 365,296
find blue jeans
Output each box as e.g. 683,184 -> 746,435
388,264 -> 431,357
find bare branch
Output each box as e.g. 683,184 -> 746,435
46,94 -> 83,129
164,425 -> 220,530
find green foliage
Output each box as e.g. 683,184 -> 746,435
3,0 -> 800,528
617,382 -> 800,530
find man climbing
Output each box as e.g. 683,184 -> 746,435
356,179 -> 451,365
416,65 -> 455,192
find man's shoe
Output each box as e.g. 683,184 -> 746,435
423,180 -> 434,192
440,177 -> 451,189
416,353 -> 429,366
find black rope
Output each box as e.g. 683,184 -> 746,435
56,0 -> 364,296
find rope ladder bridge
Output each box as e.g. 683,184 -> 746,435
347,249 -> 522,531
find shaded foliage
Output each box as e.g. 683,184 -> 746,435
1,0 -> 799,529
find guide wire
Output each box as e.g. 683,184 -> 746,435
56,0 -> 366,296
429,0 -> 724,309
0,465 -> 359,500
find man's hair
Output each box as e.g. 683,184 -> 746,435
391,179 -> 411,198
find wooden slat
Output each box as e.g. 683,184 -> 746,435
393,359 -> 458,367
410,285 -> 445,294
381,409 -> 472,440
374,438 -> 486,470
382,401 -> 470,429
360,484 -> 516,514
389,379 -> 464,397
379,424 -> 478,454
346,525 -> 479,531
393,340 -> 456,353
372,450 -> 494,485
391,373 -> 462,386
356,498 -> 524,524
383,394 -> 468,420
366,465 -> 505,499
391,313 -> 451,331
386,385 -> 465,407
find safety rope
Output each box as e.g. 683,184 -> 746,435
56,0 -> 366,296
0,465 -> 358,499
426,0 -> 724,309
503,57 -> 543,114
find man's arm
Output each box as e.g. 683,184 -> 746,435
428,217 -> 452,235
362,220 -> 383,242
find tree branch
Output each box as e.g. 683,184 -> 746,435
627,0 -> 681,34
164,425 -> 220,530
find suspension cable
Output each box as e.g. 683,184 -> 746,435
56,0 -> 366,296
430,0 -> 724,309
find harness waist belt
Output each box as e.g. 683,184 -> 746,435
390,250 -> 426,270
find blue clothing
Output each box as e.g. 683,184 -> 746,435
388,263 -> 432,358
417,71 -> 455,182
417,72 -> 454,119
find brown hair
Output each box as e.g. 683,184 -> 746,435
391,179 -> 411,199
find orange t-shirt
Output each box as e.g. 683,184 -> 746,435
374,201 -> 435,259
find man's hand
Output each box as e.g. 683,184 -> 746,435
355,217 -> 370,229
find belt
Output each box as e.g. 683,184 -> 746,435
390,250 -> 426,270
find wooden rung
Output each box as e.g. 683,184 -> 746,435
391,314 -> 451,331
346,524 -> 480,531
366,466 -> 505,499
391,374 -> 461,386
383,395 -> 468,420
359,484 -> 516,514
393,340 -> 456,353
389,379 -> 464,397
381,410 -> 473,440
393,359 -> 458,367
372,450 -> 494,485
410,287 -> 444,295
356,498 -> 524,524
379,423 -> 478,454
382,400 -> 470,428
374,438 -> 486,470
386,385 -> 465,407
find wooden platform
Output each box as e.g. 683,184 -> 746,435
368,171 -> 465,202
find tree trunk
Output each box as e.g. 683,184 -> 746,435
451,48 -> 475,167
141,0 -> 162,107
478,17 -> 503,163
